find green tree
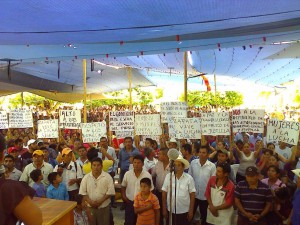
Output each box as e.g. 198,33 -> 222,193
180,90 -> 243,108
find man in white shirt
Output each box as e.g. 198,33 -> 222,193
79,157 -> 115,225
189,145 -> 216,225
54,148 -> 83,201
162,155 -> 196,225
143,147 -> 158,174
19,150 -> 53,188
121,155 -> 153,225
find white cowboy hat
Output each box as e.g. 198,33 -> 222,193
175,155 -> 190,170
166,138 -> 178,148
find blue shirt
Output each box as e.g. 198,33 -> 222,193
33,182 -> 46,197
118,147 -> 140,170
46,183 -> 69,200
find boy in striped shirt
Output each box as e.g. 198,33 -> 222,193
134,177 -> 160,225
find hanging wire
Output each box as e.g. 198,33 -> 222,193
223,48 -> 235,75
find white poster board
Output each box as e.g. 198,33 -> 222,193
232,109 -> 265,133
201,112 -> 230,135
37,120 -> 59,138
135,114 -> 162,135
9,110 -> 33,128
59,110 -> 81,129
0,111 -> 8,129
109,111 -> 134,132
81,121 -> 107,143
160,102 -> 187,123
169,117 -> 201,139
267,119 -> 300,145
115,131 -> 134,138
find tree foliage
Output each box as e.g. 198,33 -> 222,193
180,90 -> 243,108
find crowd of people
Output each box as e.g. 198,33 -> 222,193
1,125 -> 300,225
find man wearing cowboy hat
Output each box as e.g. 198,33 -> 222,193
166,138 -> 179,149
162,155 -> 196,225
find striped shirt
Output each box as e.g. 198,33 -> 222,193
134,192 -> 160,225
234,180 -> 272,216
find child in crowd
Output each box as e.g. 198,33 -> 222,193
30,169 -> 46,197
46,172 -> 69,200
134,177 -> 160,225
74,194 -> 93,225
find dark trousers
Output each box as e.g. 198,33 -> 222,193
193,199 -> 208,225
155,190 -> 164,225
237,215 -> 267,225
120,169 -> 128,183
124,200 -> 136,225
68,189 -> 79,201
166,212 -> 190,225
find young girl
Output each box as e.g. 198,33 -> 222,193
74,194 -> 93,225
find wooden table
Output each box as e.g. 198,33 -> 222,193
33,197 -> 77,225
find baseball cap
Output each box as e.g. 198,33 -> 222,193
217,149 -> 229,156
27,139 -> 36,146
245,166 -> 259,176
32,150 -> 44,156
62,148 -> 72,156
8,147 -> 19,154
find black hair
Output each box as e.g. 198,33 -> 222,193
30,169 -> 42,182
217,162 -> 231,174
91,157 -> 103,165
267,142 -> 275,148
275,187 -> 290,200
39,146 -> 48,151
124,137 -> 133,142
133,154 -> 144,163
57,143 -> 66,153
87,147 -> 99,162
38,142 -> 44,147
140,177 -> 151,187
144,147 -> 153,157
4,154 -> 15,161
48,172 -> 59,184
236,140 -> 244,145
14,138 -> 23,145
267,165 -> 281,174
100,136 -> 107,141
49,144 -> 57,150
199,145 -> 210,153
262,148 -> 273,155
182,144 -> 192,154
145,138 -> 152,142
78,146 -> 86,150
0,133 -> 6,152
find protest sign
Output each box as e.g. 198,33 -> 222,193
59,110 -> 81,129
0,111 -> 8,129
109,111 -> 134,131
115,131 -> 134,138
267,119 -> 300,145
201,112 -> 230,135
135,114 -> 162,135
81,121 -> 107,143
37,120 -> 58,138
160,102 -> 187,123
232,109 -> 265,133
9,110 -> 33,128
168,118 -> 201,139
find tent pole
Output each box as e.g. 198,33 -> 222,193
83,59 -> 87,123
128,67 -> 133,110
21,92 -> 24,107
184,52 -> 188,102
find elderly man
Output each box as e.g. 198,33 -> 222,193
79,157 -> 115,225
19,150 -> 53,188
235,166 -> 272,225
162,155 -> 196,225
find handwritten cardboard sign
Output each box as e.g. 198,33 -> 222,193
109,111 -> 134,131
168,118 -> 201,139
37,120 -> 59,138
0,111 -> 8,129
9,110 -> 33,128
267,119 -> 300,145
201,112 -> 230,135
135,114 -> 162,135
160,102 -> 187,123
232,109 -> 265,133
81,121 -> 107,143
59,110 -> 81,129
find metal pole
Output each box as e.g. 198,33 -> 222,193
184,52 -> 188,102
83,59 -> 87,123
21,92 -> 24,107
128,67 -> 133,110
